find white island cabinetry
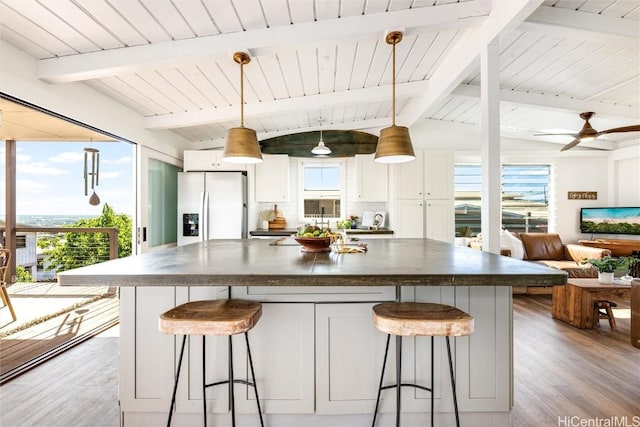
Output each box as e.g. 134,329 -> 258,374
120,284 -> 510,425
55,239 -> 561,427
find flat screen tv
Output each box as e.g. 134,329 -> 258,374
580,207 -> 640,235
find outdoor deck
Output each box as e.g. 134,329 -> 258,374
0,282 -> 119,383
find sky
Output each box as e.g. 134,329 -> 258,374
1,141 -> 134,216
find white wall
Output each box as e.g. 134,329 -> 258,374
0,40 -> 189,159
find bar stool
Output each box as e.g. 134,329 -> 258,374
159,299 -> 264,427
371,302 -> 474,427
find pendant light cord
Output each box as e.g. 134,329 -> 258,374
240,61 -> 245,128
391,37 -> 396,127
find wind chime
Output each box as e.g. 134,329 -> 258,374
84,147 -> 100,205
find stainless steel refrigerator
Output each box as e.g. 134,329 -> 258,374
177,171 -> 248,246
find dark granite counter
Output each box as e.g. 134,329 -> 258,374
58,238 -> 566,288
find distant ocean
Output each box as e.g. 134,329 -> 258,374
3,215 -> 99,227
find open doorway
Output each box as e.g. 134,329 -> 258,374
0,95 -> 136,382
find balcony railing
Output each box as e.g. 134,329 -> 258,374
1,226 -> 119,282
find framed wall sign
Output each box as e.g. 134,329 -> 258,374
568,191 -> 597,200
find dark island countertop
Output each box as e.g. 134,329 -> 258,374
58,238 -> 567,288
250,228 -> 394,237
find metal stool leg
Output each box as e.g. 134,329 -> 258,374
395,335 -> 402,427
202,336 -> 207,427
446,336 -> 460,427
372,334 -> 391,427
245,332 -> 265,427
229,335 -> 236,427
167,335 -> 187,427
430,336 -> 434,427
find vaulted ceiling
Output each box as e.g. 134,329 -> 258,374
0,0 -> 638,151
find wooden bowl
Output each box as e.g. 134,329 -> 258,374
294,236 -> 332,253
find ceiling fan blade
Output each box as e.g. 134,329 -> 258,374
560,138 -> 582,152
597,124 -> 640,135
534,132 -> 579,137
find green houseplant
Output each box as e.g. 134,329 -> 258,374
583,256 -> 629,283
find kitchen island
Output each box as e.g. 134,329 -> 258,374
59,238 -> 566,427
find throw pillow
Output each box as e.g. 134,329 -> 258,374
501,229 -> 524,260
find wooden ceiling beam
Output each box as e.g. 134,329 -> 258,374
452,84 -> 639,120
37,1 -> 489,84
518,5 -> 638,47
400,0 -> 545,127
145,80 -> 428,130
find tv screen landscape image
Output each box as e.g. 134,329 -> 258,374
580,207 -> 640,235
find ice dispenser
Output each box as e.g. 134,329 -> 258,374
183,213 -> 199,237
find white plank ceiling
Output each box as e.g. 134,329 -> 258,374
0,0 -> 638,150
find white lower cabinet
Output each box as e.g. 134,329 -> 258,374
235,303 -> 315,414
315,303 -> 391,415
120,285 -> 511,425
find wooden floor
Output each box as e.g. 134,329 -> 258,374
0,295 -> 638,427
0,295 -> 119,382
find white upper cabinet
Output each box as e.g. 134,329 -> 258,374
183,150 -> 247,171
424,150 -> 453,199
393,151 -> 424,199
354,154 -> 388,202
255,154 -> 289,202
393,150 -> 453,200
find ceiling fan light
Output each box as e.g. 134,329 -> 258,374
374,125 -> 415,163
223,127 -> 263,164
579,135 -> 596,142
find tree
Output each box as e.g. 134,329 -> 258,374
37,204 -> 132,273
16,266 -> 34,282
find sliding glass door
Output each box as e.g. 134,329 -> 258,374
137,146 -> 182,254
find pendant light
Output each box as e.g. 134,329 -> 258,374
223,52 -> 263,164
311,118 -> 331,155
374,31 -> 415,164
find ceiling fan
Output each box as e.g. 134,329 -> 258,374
535,112 -> 640,151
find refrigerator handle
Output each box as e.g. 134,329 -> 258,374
201,191 -> 208,242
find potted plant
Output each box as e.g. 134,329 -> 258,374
583,256 -> 629,283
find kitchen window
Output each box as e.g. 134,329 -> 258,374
298,160 -> 345,224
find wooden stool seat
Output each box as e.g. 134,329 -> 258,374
593,300 -> 617,330
372,302 -> 474,337
159,299 -> 261,336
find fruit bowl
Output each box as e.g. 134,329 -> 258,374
294,236 -> 332,253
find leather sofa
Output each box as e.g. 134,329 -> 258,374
516,233 -> 611,278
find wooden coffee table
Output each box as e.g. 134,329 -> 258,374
552,278 -> 631,328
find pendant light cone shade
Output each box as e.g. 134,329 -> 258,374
223,52 -> 263,164
312,118 -> 331,155
375,31 -> 415,164
375,125 -> 415,163
311,139 -> 331,155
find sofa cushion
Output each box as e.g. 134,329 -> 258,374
501,230 -> 524,260
520,233 -> 565,261
530,260 -> 598,278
